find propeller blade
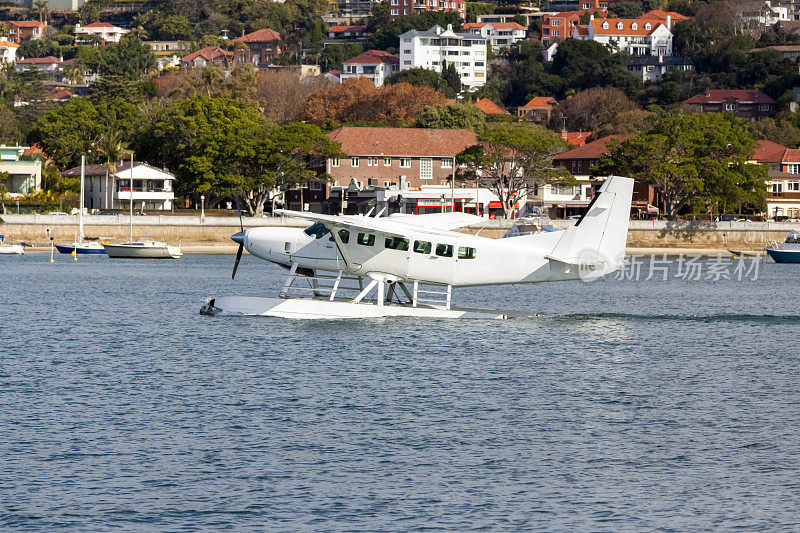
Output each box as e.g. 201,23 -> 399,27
232,242 -> 243,280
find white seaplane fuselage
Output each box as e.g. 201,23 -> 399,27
204,176 -> 634,318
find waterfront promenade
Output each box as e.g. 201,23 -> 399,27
2,213 -> 798,252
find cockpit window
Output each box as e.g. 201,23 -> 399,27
384,237 -> 409,251
303,222 -> 329,239
357,233 -> 375,246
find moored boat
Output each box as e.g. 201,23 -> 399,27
765,231 -> 800,263
0,234 -> 24,255
55,155 -> 107,255
103,240 -> 182,259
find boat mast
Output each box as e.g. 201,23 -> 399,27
129,152 -> 134,242
79,154 -> 85,243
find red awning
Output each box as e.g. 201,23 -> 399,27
488,201 -> 502,208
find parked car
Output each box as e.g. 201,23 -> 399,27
45,211 -> 69,216
96,209 -> 121,216
717,214 -> 746,222
567,215 -> 582,220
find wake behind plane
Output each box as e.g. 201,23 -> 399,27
201,175 -> 634,319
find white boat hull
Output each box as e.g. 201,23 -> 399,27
201,296 -> 524,319
0,245 -> 24,255
104,242 -> 182,259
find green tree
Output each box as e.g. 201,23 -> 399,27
466,2 -> 496,23
458,123 -> 572,218
100,35 -> 157,79
596,113 -> 767,219
415,103 -> 486,131
318,43 -> 363,71
476,41 -> 562,108
231,122 -> 344,216
551,39 -> 643,97
137,95 -> 272,208
441,60 -> 462,96
609,1 -> 642,18
385,67 -> 446,91
17,38 -> 61,59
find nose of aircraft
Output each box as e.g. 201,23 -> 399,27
231,231 -> 245,245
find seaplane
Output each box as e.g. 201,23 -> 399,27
201,175 -> 634,319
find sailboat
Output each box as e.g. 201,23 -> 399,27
0,234 -> 24,255
55,154 -> 106,255
103,154 -> 182,259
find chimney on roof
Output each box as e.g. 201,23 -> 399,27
666,15 -> 671,29
590,14 -> 594,21
447,24 -> 453,31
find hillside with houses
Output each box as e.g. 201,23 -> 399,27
2,0 -> 800,219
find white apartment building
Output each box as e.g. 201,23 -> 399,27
340,49 -> 399,87
577,15 -> 673,56
0,40 -> 19,64
462,22 -> 527,49
398,24 -> 487,90
75,22 -> 130,45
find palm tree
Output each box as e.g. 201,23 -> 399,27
93,129 -> 132,210
33,0 -> 50,24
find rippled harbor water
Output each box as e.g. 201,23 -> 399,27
2,252 -> 800,530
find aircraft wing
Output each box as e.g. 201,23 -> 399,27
386,212 -> 485,231
273,209 -> 407,238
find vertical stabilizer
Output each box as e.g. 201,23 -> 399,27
545,176 -> 634,279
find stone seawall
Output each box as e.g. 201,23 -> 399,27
2,214 -> 797,249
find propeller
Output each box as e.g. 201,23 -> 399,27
231,199 -> 245,280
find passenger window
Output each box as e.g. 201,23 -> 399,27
357,232 -> 375,246
458,246 -> 477,259
413,240 -> 432,254
384,237 -> 409,250
329,229 -> 349,243
435,244 -> 454,257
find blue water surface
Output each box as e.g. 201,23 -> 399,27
1,252 -> 799,531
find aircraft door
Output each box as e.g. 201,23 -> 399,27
407,238 -> 455,285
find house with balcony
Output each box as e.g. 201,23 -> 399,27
541,10 -> 608,47
684,90 -> 776,121
14,55 -> 62,73
75,22 -> 130,45
145,41 -> 192,70
575,15 -> 674,56
327,25 -> 367,40
180,46 -> 235,69
341,50 -> 399,86
233,28 -> 282,67
751,140 -> 800,218
462,22 -> 527,49
0,40 -> 19,64
61,161 -> 175,211
0,145 -> 42,195
517,96 -> 559,123
398,24 -> 487,90
627,54 -> 694,82
7,21 -> 45,44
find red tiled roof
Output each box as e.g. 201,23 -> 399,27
0,40 -> 20,48
327,127 -> 478,157
181,46 -> 234,62
344,50 -> 399,65
685,90 -> 776,105
463,22 -> 526,29
328,25 -> 366,33
45,89 -> 72,100
474,98 -> 511,115
553,134 -> 635,160
781,148 -> 800,163
753,140 -> 788,163
591,18 -> 664,36
562,131 -> 592,146
328,69 -> 342,76
643,10 -> 691,21
574,25 -> 590,36
17,56 -> 60,64
520,96 -> 558,108
234,28 -> 281,43
83,22 -> 118,28
9,20 -> 45,28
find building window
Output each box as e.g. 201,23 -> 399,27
760,104 -> 771,111
331,158 -> 340,167
602,22 -> 609,29
645,23 -> 651,30
400,158 -> 411,168
352,157 -> 359,167
631,23 -> 638,30
442,158 -> 453,168
552,20 -> 559,26
772,182 -> 783,193
384,157 -> 392,166
788,181 -> 800,191
420,158 -> 432,179
725,104 -> 735,111
788,164 -> 800,174
391,8 -> 399,14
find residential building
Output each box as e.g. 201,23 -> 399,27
6,21 -> 45,44
462,22 -> 527,48
738,1 -> 789,27
341,50 -> 399,86
398,25 -> 487,90
262,64 -> 321,78
542,0 -> 609,12
551,134 -> 660,217
327,25 -> 367,40
0,145 -> 42,195
0,40 -> 19,64
337,0 -> 382,16
643,10 -> 692,23
62,161 -> 175,211
684,89 -> 776,121
517,96 -> 559,123
15,56 -> 61,73
233,28 -> 282,67
751,140 -> 800,218
145,41 -> 192,70
476,13 -> 539,26
561,131 -> 591,146
75,22 -> 130,45
749,44 -> 800,60
388,0 -> 466,20
325,126 -> 477,190
627,55 -> 694,82
180,46 -> 235,69
541,10 -> 607,47
473,98 -> 511,115
575,15 -> 674,56
10,0 -> 86,9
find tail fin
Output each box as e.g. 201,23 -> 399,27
546,176 -> 634,280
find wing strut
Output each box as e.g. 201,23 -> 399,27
329,227 -> 356,271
